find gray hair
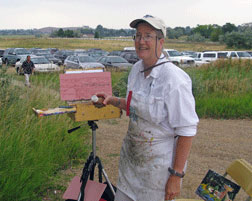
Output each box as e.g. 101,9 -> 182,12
155,29 -> 164,39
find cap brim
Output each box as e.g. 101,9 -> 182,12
130,19 -> 145,28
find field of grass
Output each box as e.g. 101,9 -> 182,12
184,59 -> 252,118
0,35 -> 227,52
0,37 -> 251,200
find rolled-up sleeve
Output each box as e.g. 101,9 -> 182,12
165,81 -> 199,136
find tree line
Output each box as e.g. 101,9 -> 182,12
0,22 -> 251,49
50,23 -> 252,49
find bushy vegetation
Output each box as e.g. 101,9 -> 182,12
0,68 -> 90,200
113,59 -> 252,119
185,59 -> 252,118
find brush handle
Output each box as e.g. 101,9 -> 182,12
68,126 -> 81,133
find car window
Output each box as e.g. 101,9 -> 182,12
167,50 -> 182,57
111,57 -> 128,63
217,52 -> 227,58
15,49 -> 30,55
230,52 -> 237,57
100,57 -> 106,62
237,52 -> 251,57
79,56 -> 96,63
9,49 -> 14,54
203,53 -> 216,58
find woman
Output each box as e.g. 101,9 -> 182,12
97,15 -> 199,201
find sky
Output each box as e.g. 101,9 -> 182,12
0,0 -> 251,30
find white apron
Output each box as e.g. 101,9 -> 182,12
117,90 -> 177,201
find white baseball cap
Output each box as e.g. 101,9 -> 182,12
130,15 -> 166,37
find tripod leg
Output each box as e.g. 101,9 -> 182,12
102,168 -> 116,196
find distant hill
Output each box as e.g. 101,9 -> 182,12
37,26 -> 91,34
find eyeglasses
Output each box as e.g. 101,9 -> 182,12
133,34 -> 157,42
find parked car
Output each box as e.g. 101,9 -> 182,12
0,49 -> 5,58
64,55 -> 105,71
247,51 -> 252,56
181,51 -> 196,57
97,56 -> 133,70
31,49 -> 51,55
54,50 -> 74,63
87,48 -> 109,60
41,54 -> 62,65
164,49 -> 195,67
226,51 -> 252,59
74,49 -> 87,55
108,50 -> 122,56
46,48 -> 59,54
15,55 -> 60,74
3,48 -> 31,66
120,51 -> 139,64
190,52 -> 210,66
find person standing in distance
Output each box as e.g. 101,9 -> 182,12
97,15 -> 199,201
21,55 -> 35,87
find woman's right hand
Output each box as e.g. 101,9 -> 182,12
95,93 -> 113,105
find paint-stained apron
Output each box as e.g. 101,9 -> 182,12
117,90 -> 176,201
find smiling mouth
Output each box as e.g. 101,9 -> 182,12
138,47 -> 148,51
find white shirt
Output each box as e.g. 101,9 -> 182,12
116,56 -> 199,201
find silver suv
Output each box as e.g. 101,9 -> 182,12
3,48 -> 31,66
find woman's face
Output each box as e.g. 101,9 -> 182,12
135,23 -> 164,64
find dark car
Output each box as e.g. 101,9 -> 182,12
46,48 -> 59,54
54,50 -> 74,63
39,53 -> 62,65
97,56 -> 133,71
120,51 -> 139,64
0,49 -> 5,58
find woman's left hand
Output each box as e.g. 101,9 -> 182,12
165,175 -> 181,200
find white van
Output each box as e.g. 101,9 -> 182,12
226,51 -> 252,59
200,51 -> 228,62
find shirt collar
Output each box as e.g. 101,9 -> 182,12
140,53 -> 167,79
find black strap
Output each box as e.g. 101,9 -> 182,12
140,61 -> 170,73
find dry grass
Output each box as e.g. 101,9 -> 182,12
0,36 -> 226,52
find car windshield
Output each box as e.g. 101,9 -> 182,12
167,50 -> 182,57
190,53 -> 198,58
237,52 -> 251,57
31,57 -> 50,64
15,49 -> 30,55
110,57 -> 128,63
79,56 -> 96,63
